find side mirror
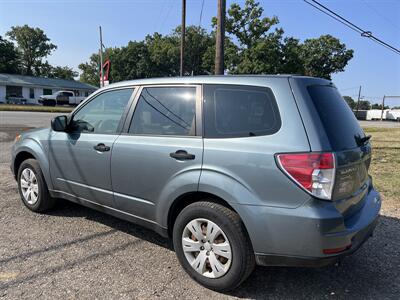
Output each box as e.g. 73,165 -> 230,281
51,115 -> 68,132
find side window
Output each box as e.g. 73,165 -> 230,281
129,86 -> 196,136
72,88 -> 133,134
203,84 -> 281,138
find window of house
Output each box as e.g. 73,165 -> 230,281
6,86 -> 23,98
43,89 -> 52,95
29,88 -> 35,99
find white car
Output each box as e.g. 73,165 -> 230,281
39,90 -> 86,106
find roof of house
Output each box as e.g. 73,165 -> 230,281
0,73 -> 97,90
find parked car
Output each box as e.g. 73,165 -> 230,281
11,76 -> 381,291
38,90 -> 86,106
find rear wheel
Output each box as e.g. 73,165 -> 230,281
43,100 -> 56,106
173,201 -> 255,292
17,159 -> 55,212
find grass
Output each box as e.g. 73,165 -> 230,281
0,104 -> 73,113
364,127 -> 400,204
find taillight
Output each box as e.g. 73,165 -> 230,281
276,152 -> 336,200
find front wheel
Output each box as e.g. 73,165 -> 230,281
173,201 -> 255,292
17,159 -> 55,212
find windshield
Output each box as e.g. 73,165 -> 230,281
308,85 -> 366,151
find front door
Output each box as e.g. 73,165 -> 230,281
49,88 -> 135,207
111,85 -> 203,222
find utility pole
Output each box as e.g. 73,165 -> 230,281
99,26 -> 104,88
180,0 -> 186,77
380,95 -> 386,121
355,85 -> 362,115
215,0 -> 226,75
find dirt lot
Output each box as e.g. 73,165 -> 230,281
0,118 -> 399,299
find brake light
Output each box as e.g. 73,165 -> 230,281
277,152 -> 335,200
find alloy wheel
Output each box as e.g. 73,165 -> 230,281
20,168 -> 39,205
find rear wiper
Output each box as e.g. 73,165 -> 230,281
355,134 -> 371,146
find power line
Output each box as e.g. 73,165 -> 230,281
361,0 -> 400,33
154,0 -> 167,33
198,0 -> 205,28
158,1 -> 175,33
303,0 -> 400,55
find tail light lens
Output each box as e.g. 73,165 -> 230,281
277,152 -> 336,200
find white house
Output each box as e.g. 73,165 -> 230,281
0,73 -> 97,104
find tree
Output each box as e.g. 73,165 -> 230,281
79,26 -> 222,84
222,0 -> 284,74
222,0 -> 353,77
78,1 -> 354,83
358,100 -> 371,110
343,96 -> 356,110
34,61 -> 77,80
6,25 -> 57,75
224,0 -> 280,49
0,35 -> 20,74
300,35 -> 354,79
50,66 -> 78,80
371,103 -> 389,110
78,53 -> 99,86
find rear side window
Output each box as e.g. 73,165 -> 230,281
203,85 -> 281,138
129,86 -> 196,136
308,85 -> 365,150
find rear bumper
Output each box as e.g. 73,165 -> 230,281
233,188 -> 381,266
255,215 -> 379,267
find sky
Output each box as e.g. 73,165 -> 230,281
1,0 -> 399,106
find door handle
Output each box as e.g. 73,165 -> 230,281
170,150 -> 195,161
94,143 -> 110,152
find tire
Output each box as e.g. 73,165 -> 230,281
43,100 -> 56,107
17,159 -> 55,212
173,201 -> 255,292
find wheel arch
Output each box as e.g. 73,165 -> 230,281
13,151 -> 37,178
166,191 -> 239,238
13,142 -> 53,190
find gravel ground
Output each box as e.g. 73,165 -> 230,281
0,121 -> 399,299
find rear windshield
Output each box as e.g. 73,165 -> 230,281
203,84 -> 281,138
308,85 -> 365,151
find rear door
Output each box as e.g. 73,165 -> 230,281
111,85 -> 203,222
306,83 -> 371,216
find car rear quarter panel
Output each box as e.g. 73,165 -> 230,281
199,77 -> 312,209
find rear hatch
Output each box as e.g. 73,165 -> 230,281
307,84 -> 372,217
